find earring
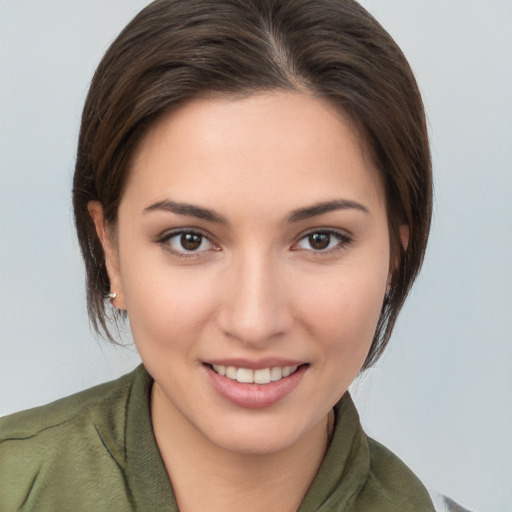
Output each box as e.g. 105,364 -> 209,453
107,292 -> 117,301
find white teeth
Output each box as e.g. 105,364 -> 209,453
226,366 -> 237,379
254,368 -> 271,384
236,368 -> 254,383
214,365 -> 226,376
282,365 -> 297,377
270,367 -> 282,381
211,364 -> 299,384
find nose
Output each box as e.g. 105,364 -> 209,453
216,251 -> 293,346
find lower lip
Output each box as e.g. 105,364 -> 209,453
205,365 -> 307,409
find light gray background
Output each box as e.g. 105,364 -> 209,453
1,1 -> 511,511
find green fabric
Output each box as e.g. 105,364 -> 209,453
0,365 -> 435,511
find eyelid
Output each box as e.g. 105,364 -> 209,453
291,228 -> 353,253
154,227 -> 220,257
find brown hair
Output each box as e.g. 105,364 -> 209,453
73,0 -> 432,369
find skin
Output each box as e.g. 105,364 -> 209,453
89,92 -> 400,512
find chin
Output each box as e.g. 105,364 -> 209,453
210,430 -> 301,456
201,412 -> 323,457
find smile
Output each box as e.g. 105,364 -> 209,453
211,364 -> 299,384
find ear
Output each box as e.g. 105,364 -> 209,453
399,224 -> 409,252
87,201 -> 126,310
387,225 -> 409,294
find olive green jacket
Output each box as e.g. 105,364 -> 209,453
0,365 -> 435,511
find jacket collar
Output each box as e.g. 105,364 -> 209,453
124,365 -> 369,512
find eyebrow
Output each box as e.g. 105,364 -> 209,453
143,198 -> 369,224
288,199 -> 369,222
143,200 -> 228,224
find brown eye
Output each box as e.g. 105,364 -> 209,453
181,233 -> 203,251
308,233 -> 331,250
162,231 -> 216,255
294,230 -> 352,253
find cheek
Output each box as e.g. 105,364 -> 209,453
120,254 -> 219,355
296,256 -> 388,356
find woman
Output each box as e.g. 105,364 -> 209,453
0,0 -> 470,510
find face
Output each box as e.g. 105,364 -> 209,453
90,92 -> 392,455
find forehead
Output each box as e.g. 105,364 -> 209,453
124,92 -> 385,216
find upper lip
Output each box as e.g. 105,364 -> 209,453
204,358 -> 307,370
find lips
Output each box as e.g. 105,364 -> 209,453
205,362 -> 307,409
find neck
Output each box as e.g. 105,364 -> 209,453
151,385 -> 334,512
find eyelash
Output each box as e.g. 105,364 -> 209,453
154,229 -> 218,258
292,229 -> 353,255
154,228 -> 353,258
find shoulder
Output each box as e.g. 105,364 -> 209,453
366,436 -> 427,489
0,366 -> 143,511
356,436 -> 436,511
0,368 -> 137,440
306,394 -> 437,512
364,440 -> 474,512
